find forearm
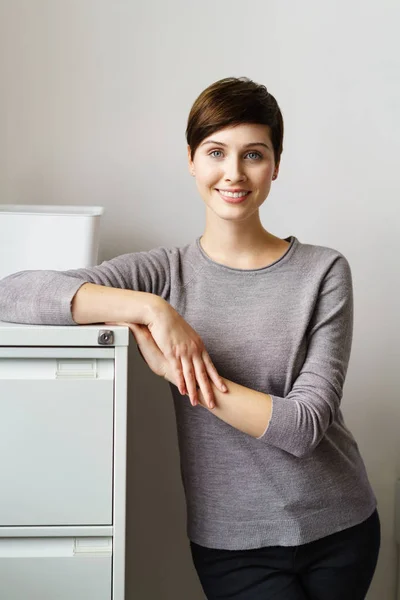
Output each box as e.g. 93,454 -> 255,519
71,283 -> 165,325
196,378 -> 272,438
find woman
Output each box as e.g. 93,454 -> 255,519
0,77 -> 380,599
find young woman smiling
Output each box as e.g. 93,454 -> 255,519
0,77 -> 380,599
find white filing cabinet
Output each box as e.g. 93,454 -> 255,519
0,322 -> 129,600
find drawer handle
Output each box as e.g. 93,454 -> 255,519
74,537 -> 112,555
56,360 -> 97,379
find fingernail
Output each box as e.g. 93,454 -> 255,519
209,403 -> 215,410
222,384 -> 228,392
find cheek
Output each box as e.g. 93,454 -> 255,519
257,165 -> 274,184
195,163 -> 221,187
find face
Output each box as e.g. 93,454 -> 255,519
188,123 -> 279,221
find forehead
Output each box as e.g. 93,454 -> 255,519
201,123 -> 272,146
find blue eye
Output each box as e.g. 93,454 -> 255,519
210,150 -> 223,158
246,152 -> 262,160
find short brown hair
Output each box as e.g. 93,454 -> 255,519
186,77 -> 284,165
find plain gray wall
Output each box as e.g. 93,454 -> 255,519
1,1 -> 399,598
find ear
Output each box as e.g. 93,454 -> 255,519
187,145 -> 195,176
273,162 -> 280,180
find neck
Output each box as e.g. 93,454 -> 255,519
201,216 -> 277,259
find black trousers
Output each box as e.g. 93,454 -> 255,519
190,509 -> 380,600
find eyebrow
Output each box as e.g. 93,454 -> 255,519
200,140 -> 271,150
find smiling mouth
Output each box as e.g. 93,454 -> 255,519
216,189 -> 251,199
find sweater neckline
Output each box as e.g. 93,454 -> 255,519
194,235 -> 298,273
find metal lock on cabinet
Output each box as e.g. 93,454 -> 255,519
98,330 -> 114,346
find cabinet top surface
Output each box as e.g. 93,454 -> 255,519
0,322 -> 130,346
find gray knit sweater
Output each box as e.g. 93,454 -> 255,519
0,235 -> 377,549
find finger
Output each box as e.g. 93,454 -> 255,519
168,356 -> 187,396
130,323 -> 151,340
125,322 -> 144,343
180,357 -> 198,406
192,356 -> 215,409
128,322 -> 139,335
202,351 -> 228,392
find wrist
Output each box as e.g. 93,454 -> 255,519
143,293 -> 168,325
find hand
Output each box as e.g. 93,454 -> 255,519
145,302 -> 227,408
116,322 -> 216,409
106,301 -> 227,408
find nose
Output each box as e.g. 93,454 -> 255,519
223,156 -> 246,183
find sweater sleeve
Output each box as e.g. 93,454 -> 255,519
0,246 -> 172,325
256,254 -> 354,458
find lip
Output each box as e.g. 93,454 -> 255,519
216,189 -> 251,204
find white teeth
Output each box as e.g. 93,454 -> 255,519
219,190 -> 248,198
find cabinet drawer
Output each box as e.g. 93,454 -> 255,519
0,537 -> 112,600
0,358 -> 114,526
